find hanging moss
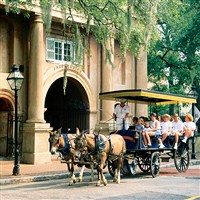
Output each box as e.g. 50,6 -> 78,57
73,24 -> 84,65
40,0 -> 53,34
86,14 -> 91,35
63,64 -> 68,95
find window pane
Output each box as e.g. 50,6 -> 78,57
54,41 -> 62,61
64,42 -> 72,62
46,38 -> 55,61
67,48 -> 71,56
47,52 -> 54,60
47,39 -> 54,50
55,54 -> 58,60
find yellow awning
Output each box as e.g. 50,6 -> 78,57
99,89 -> 196,105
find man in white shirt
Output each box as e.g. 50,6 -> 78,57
172,113 -> 183,149
113,99 -> 130,130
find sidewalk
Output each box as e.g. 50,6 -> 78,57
1,153 -> 200,185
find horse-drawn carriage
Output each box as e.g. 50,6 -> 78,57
99,89 -> 197,178
49,89 -> 196,186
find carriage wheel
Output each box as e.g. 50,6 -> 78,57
150,152 -> 160,178
174,143 -> 190,173
121,159 -> 137,176
108,160 -> 115,177
138,157 -> 151,173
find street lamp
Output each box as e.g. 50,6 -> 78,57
190,85 -> 198,159
7,65 -> 24,175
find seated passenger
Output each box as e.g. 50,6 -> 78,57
142,121 -> 151,146
182,113 -> 196,143
129,116 -> 138,130
157,115 -> 162,122
135,118 -> 144,132
159,114 -> 172,148
145,113 -> 162,147
171,113 -> 183,149
135,118 -> 144,138
133,116 -> 138,125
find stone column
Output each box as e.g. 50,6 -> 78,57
22,123 -> 51,164
27,15 -> 45,123
101,38 -> 114,121
135,50 -> 148,117
22,15 -> 51,164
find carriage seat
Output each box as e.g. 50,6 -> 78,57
150,134 -> 193,149
117,130 -> 139,150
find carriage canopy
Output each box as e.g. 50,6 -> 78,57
99,89 -> 196,105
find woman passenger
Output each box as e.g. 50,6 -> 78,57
182,113 -> 196,143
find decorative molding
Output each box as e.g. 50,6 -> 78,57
43,65 -> 96,111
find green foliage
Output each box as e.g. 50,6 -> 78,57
5,0 -> 33,17
5,0 -> 161,60
148,0 -> 200,113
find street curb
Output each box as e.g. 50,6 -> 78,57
0,171 -> 92,186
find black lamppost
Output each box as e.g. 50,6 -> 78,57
7,65 -> 24,176
190,85 -> 198,159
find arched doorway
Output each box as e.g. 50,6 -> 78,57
0,98 -> 13,156
44,77 -> 90,133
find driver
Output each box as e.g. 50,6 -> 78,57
113,99 -> 130,130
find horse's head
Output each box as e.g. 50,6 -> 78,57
74,128 -> 87,153
48,128 -> 62,154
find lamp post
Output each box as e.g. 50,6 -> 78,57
7,65 -> 24,176
190,85 -> 197,159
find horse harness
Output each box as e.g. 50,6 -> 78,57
49,133 -> 73,156
75,132 -> 114,155
94,134 -> 110,154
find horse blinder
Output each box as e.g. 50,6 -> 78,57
49,133 -> 60,144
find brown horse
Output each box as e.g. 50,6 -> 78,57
48,129 -> 94,186
75,128 -> 126,186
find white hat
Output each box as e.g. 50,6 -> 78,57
120,98 -> 127,103
162,114 -> 171,119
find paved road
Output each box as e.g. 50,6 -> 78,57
1,170 -> 200,200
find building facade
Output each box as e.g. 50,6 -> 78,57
0,3 -> 147,164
